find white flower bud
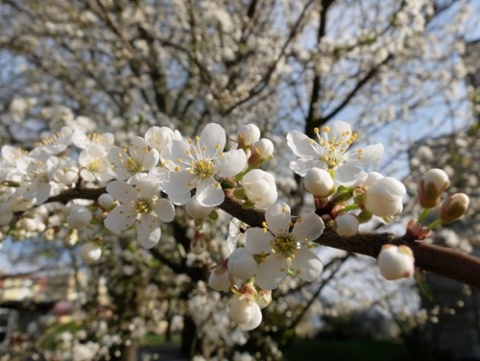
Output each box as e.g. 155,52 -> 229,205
228,248 -> 258,280
190,236 -> 207,255
365,177 -> 406,217
256,290 -> 272,309
229,295 -> 255,325
335,214 -> 359,237
418,168 -> 450,208
439,193 -> 469,224
242,170 -> 278,210
208,263 -> 231,291
237,124 -> 261,148
80,242 -> 102,264
377,244 -> 414,280
252,138 -> 274,159
98,193 -> 115,210
185,197 -> 213,219
304,168 -> 335,197
67,206 -> 92,229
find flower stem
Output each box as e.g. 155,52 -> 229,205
427,219 -> 443,230
418,208 -> 430,223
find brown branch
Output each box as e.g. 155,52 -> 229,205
219,196 -> 480,288
41,187 -> 480,288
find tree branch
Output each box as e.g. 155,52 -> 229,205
219,196 -> 480,288
42,187 -> 480,288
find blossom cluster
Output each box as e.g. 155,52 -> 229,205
0,120 -> 469,331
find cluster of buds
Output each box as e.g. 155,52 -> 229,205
413,168 -> 469,233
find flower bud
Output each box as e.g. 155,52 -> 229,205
229,288 -> 263,330
237,124 -> 261,149
256,290 -> 272,309
80,242 -> 102,264
304,168 -> 335,198
98,193 -> 115,210
248,138 -> 274,167
365,177 -> 406,217
208,263 -> 231,291
377,244 -> 414,280
439,193 -> 469,224
229,295 -> 256,325
335,214 -> 359,237
228,248 -> 258,280
242,170 -> 277,210
67,206 -> 92,229
418,168 -> 450,208
190,233 -> 207,255
185,197 -> 213,219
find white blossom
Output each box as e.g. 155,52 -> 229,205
104,178 -> 175,248
162,123 -> 247,206
244,202 -> 324,290
287,120 -> 384,185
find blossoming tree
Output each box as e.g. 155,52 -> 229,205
0,0 -> 479,360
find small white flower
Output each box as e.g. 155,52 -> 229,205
377,244 -> 414,280
144,126 -> 182,153
72,130 -> 114,150
162,123 -> 247,206
241,170 -> 278,209
30,126 -> 74,156
287,120 -> 383,185
79,144 -> 114,184
104,179 -> 175,248
365,176 -> 406,218
108,136 -> 160,181
245,202 -> 324,290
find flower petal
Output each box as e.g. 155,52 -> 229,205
292,213 -> 324,242
104,205 -> 137,232
152,198 -> 176,222
265,202 -> 291,234
256,254 -> 287,290
245,227 -> 273,254
240,302 -> 262,331
345,143 -> 384,167
136,214 -> 161,248
195,178 -> 225,207
292,249 -> 323,282
163,170 -> 196,196
106,180 -> 137,203
214,149 -> 247,178
335,164 -> 367,186
199,123 -> 226,159
289,158 -> 325,177
327,120 -> 352,143
162,139 -> 192,170
286,130 -> 319,158
136,178 -> 160,199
